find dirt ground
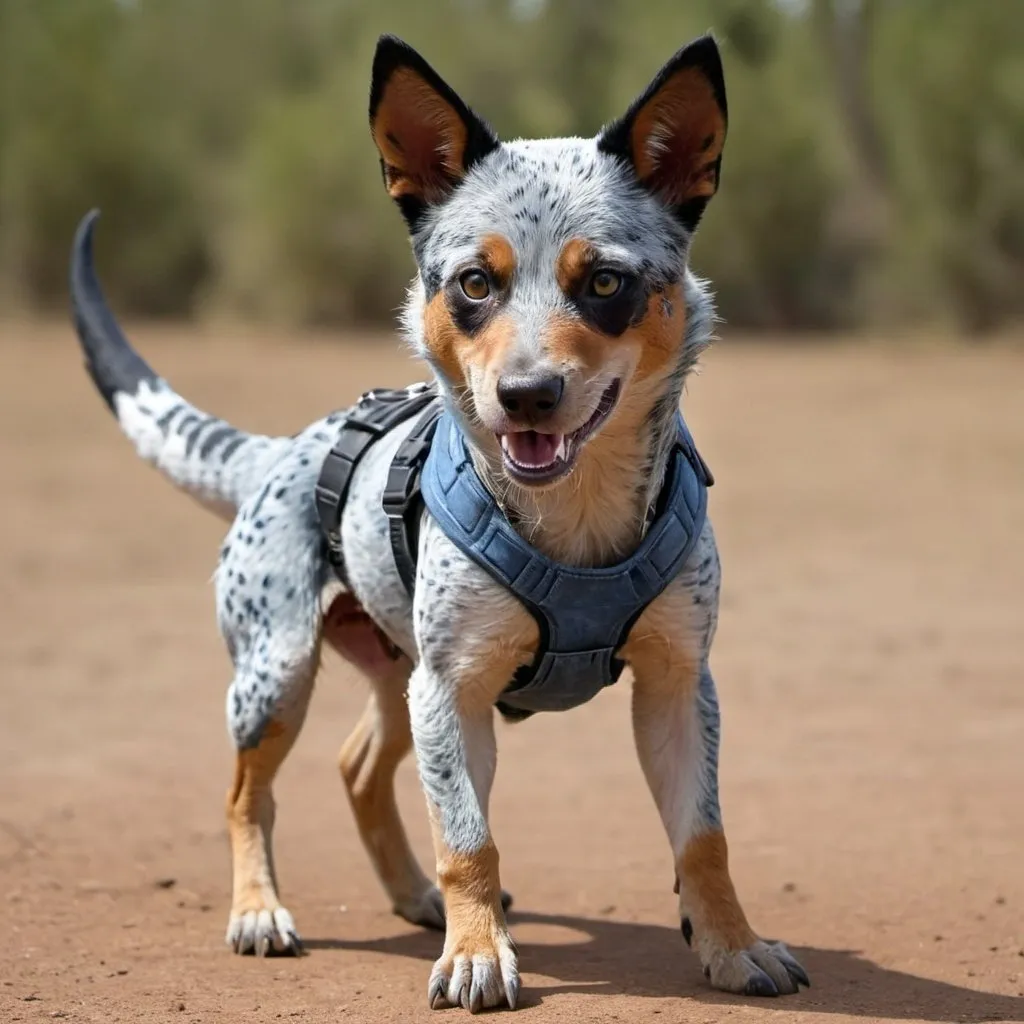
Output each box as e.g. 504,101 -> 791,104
2,320 -> 1022,1024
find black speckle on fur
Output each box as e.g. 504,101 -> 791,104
249,480 -> 273,519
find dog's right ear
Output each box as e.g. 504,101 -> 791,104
369,35 -> 499,231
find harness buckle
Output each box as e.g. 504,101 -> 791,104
382,466 -> 415,519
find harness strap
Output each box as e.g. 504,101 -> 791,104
382,404 -> 443,596
315,384 -> 437,584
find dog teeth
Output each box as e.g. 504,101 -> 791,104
500,435 -> 510,454
553,436 -> 566,462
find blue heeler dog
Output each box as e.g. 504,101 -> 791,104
69,33 -> 809,1014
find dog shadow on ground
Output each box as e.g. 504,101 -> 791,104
305,910 -> 1023,1020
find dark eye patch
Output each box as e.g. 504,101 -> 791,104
569,274 -> 647,337
445,277 -> 498,336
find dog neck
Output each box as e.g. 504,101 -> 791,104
464,377 -> 683,567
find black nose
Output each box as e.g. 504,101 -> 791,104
497,373 -> 564,421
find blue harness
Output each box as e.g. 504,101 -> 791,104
316,387 -> 712,719
420,413 -> 712,717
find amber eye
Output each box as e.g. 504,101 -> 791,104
459,270 -> 490,301
590,270 -> 622,298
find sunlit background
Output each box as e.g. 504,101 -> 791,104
2,0 -> 1022,332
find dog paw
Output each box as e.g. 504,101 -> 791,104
225,904 -> 303,956
427,932 -> 519,1013
396,885 -> 514,932
702,939 -> 808,996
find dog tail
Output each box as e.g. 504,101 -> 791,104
70,210 -> 291,519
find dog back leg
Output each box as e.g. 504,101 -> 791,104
217,460 -> 325,955
334,650 -> 443,928
325,596 -> 512,932
225,693 -> 312,956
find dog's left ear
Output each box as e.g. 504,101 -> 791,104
598,35 -> 727,232
369,35 -> 499,231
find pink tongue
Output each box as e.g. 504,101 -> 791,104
504,431 -> 562,468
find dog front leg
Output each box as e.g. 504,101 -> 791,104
630,658 -> 810,996
408,661 -> 519,1013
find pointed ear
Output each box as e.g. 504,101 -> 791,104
598,35 -> 727,232
369,35 -> 499,231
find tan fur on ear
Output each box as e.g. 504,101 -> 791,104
372,68 -> 470,204
630,67 -> 726,206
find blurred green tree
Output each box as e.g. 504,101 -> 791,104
0,0 -> 1020,334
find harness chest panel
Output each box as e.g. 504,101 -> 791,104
420,413 -> 711,716
315,387 -> 712,718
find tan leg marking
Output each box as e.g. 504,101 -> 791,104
226,713 -> 307,954
427,824 -> 518,1012
436,842 -> 506,954
337,658 -> 440,928
678,828 -> 756,954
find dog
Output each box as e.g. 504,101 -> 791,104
69,33 -> 809,1013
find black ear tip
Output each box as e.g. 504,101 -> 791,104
370,35 -> 419,119
693,32 -> 722,53
683,33 -> 724,73
679,33 -> 727,115
374,33 -> 410,54
372,34 -> 412,70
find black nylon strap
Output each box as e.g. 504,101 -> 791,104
315,385 -> 437,582
382,404 -> 443,596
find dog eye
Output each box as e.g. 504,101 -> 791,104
590,270 -> 622,298
459,270 -> 490,301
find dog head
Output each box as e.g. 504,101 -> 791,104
370,35 -> 726,488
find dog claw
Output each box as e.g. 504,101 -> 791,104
768,942 -> 810,988
226,905 -> 302,958
703,940 -> 809,997
503,971 -> 520,1011
429,974 -> 448,1010
427,937 -> 519,1011
749,940 -> 807,994
743,968 -> 779,997
467,977 -> 483,1013
787,960 -> 810,988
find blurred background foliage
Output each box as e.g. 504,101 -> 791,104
0,0 -> 1021,333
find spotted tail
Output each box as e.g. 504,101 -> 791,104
70,210 -> 291,519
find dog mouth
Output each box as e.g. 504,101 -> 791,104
498,380 -> 620,485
